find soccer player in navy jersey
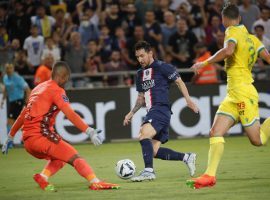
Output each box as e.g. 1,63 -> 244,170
123,41 -> 199,182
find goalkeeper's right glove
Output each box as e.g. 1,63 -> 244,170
86,127 -> 104,146
2,135 -> 14,155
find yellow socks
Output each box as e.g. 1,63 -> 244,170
205,137 -> 225,177
260,117 -> 270,145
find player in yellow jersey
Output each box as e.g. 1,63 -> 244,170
186,3 -> 270,189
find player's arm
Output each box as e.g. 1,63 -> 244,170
191,41 -> 236,74
175,77 -> 199,113
123,92 -> 145,126
61,104 -> 103,145
259,48 -> 270,64
24,87 -> 31,104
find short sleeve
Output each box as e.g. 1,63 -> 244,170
18,75 -> 28,89
53,89 -> 70,110
160,63 -> 180,81
136,70 -> 143,92
224,27 -> 238,45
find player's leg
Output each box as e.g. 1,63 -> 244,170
153,136 -> 196,177
241,98 -> 270,146
187,114 -> 234,189
131,123 -> 157,182
50,140 -> 119,190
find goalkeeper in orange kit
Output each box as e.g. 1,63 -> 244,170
2,61 -> 120,191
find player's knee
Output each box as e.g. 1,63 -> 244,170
68,154 -> 81,165
250,139 -> 262,147
209,127 -> 220,137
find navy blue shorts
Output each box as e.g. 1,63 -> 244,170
142,105 -> 171,144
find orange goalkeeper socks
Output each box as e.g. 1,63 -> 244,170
41,160 -> 66,179
73,158 -> 98,183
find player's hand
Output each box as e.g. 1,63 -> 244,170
123,112 -> 133,126
86,127 -> 104,146
191,62 -> 203,75
2,135 -> 14,155
186,99 -> 199,113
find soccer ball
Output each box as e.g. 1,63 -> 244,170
115,159 -> 136,179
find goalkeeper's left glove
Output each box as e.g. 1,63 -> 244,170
2,135 -> 14,155
86,127 -> 104,146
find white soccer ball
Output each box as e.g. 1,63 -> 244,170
115,159 -> 136,179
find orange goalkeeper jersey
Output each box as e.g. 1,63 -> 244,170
19,80 -> 88,143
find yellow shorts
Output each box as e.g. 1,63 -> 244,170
216,93 -> 259,127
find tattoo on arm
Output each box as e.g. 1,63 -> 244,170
131,93 -> 145,114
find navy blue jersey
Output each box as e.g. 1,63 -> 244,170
136,60 -> 180,110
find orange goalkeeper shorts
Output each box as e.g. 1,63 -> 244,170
24,135 -> 78,162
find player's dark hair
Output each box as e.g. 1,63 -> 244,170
52,61 -> 71,79
134,41 -> 152,52
222,2 -> 239,19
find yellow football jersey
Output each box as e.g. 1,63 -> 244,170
224,25 -> 265,91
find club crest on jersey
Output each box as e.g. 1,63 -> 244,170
143,69 -> 152,81
62,95 -> 69,102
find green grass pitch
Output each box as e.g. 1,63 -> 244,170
0,136 -> 269,200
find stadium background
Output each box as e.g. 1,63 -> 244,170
0,0 -> 270,144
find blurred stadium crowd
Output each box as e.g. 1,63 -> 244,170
0,0 -> 269,88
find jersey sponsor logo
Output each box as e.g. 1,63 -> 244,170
142,80 -> 155,91
143,69 -> 152,81
62,95 -> 69,102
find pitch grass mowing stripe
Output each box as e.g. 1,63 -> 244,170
0,136 -> 269,200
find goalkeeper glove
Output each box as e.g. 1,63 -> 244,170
2,135 -> 14,155
86,127 -> 104,146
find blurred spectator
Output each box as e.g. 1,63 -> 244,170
252,7 -> 270,39
135,0 -> 155,23
189,0 -> 207,41
169,0 -> 190,11
0,25 -> 9,66
122,4 -> 142,39
168,18 -> 198,68
23,25 -> 44,72
99,25 -> 115,63
208,30 -> 226,81
0,4 -> 7,27
42,37 -> 61,62
239,0 -> 260,32
105,3 -> 123,36
206,0 -> 223,23
208,30 -> 225,56
254,25 -> 270,51
53,8 -> 66,36
123,25 -> 145,69
113,27 -> 127,55
63,31 -> 85,73
6,1 -> 31,48
78,9 -> 99,46
161,11 -> 177,47
103,50 -> 129,86
257,0 -> 270,9
205,15 -> 225,45
191,42 -> 218,84
14,50 -> 31,75
85,39 -> 103,72
31,4 -> 56,38
76,0 -> 100,27
154,0 -> 171,23
34,53 -> 54,85
7,39 -> 21,63
143,10 -> 162,53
